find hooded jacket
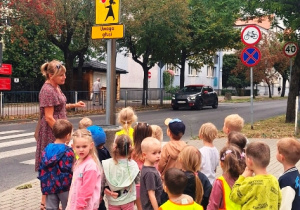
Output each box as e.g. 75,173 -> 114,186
38,143 -> 74,195
158,140 -> 187,176
102,158 -> 140,206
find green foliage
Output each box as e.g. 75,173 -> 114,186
3,20 -> 63,91
174,0 -> 243,88
221,89 -> 237,96
163,71 -> 174,87
222,54 -> 239,88
120,0 -> 190,104
227,75 -> 249,90
165,86 -> 180,94
7,0 -> 97,91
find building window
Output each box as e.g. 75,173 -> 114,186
166,63 -> 179,75
188,64 -> 198,76
174,66 -> 179,75
207,66 -> 215,77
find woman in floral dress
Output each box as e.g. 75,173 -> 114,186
35,60 -> 85,209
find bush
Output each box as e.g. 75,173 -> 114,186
221,89 -> 259,96
165,86 -> 180,94
221,89 -> 237,96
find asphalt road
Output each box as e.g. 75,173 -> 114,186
0,99 -> 287,191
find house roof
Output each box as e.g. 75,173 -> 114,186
77,60 -> 128,74
235,17 -> 271,30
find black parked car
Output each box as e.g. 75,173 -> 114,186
171,85 -> 218,110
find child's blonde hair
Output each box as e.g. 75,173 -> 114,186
79,117 -> 93,129
220,145 -> 246,179
199,122 -> 218,143
117,107 -> 137,135
151,125 -> 163,141
72,129 -> 101,170
178,145 -> 204,204
141,137 -> 161,154
113,134 -> 133,164
277,137 -> 300,165
224,114 -> 244,133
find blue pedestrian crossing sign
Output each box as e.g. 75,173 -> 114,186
241,46 -> 261,67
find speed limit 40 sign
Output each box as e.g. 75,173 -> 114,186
283,42 -> 298,57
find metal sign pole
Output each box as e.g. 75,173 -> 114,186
250,67 -> 254,129
106,39 -> 116,125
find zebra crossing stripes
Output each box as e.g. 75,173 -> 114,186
0,130 -> 36,164
0,138 -> 35,148
0,132 -> 35,141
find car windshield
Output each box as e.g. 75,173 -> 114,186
182,86 -> 202,93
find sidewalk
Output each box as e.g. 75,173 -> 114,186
1,138 -> 298,210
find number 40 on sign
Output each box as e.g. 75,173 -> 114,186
283,42 -> 298,57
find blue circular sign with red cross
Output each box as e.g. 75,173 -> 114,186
241,46 -> 261,67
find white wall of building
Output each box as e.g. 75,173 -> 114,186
116,51 -> 222,91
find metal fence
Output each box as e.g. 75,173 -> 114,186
0,89 -> 172,119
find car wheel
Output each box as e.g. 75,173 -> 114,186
172,105 -> 179,110
212,98 -> 218,109
196,99 -> 203,110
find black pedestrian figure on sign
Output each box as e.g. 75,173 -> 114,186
105,0 -> 116,21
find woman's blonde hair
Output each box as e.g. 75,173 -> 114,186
72,129 -> 101,170
40,60 -> 66,80
178,145 -> 204,204
117,107 -> 137,135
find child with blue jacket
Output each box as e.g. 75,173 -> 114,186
38,119 -> 74,210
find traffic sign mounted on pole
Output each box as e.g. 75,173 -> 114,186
241,46 -> 261,67
241,25 -> 262,46
96,0 -> 120,24
283,42 -> 298,57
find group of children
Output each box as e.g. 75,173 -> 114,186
37,108 -> 300,210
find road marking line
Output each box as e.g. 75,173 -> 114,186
20,159 -> 35,165
0,146 -> 36,159
0,138 -> 36,148
0,132 -> 34,141
0,130 -> 25,135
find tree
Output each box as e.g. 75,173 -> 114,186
8,0 -> 95,92
222,54 -> 239,88
120,0 -> 190,105
255,33 -> 281,98
242,0 -> 300,122
173,0 -> 243,89
2,19 -> 63,91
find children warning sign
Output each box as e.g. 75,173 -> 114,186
96,0 -> 120,24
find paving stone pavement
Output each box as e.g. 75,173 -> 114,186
1,138 -> 299,210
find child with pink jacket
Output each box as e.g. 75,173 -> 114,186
66,129 -> 102,210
